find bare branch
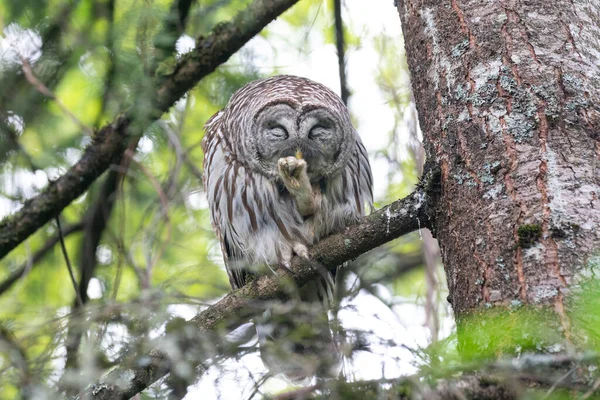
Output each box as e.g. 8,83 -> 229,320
17,55 -> 92,135
80,184 -> 434,399
0,326 -> 31,390
56,216 -> 83,307
0,0 -> 300,261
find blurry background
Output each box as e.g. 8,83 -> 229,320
0,0 -> 452,398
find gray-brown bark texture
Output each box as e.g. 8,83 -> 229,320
397,0 -> 599,325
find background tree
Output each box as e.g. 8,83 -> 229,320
0,0 -> 598,399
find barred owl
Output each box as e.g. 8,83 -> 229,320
202,75 -> 373,379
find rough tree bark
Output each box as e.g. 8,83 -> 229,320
397,0 -> 599,357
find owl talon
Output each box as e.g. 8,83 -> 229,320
279,262 -> 294,276
293,243 -> 310,260
278,157 -> 310,192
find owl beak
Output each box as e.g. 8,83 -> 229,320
295,149 -> 303,159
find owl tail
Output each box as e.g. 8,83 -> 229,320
255,277 -> 341,382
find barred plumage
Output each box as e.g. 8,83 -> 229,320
202,75 -> 373,379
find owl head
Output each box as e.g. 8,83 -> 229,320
220,75 -> 357,182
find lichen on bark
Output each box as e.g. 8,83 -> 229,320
397,0 -> 600,360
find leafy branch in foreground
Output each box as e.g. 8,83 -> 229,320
79,182 -> 434,399
0,0 -> 300,261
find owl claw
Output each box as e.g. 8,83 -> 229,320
293,243 -> 310,260
279,262 -> 294,276
277,243 -> 309,277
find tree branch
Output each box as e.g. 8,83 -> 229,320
80,184 -> 434,399
0,0 -> 300,262
333,0 -> 349,105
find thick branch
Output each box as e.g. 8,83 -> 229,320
192,190 -> 431,331
0,0 -> 299,261
81,186 -> 432,399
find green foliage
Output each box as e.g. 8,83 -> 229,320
457,306 -> 564,361
568,270 -> 600,351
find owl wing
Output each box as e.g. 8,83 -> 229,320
203,112 -> 301,289
203,111 -> 246,288
353,135 -> 374,213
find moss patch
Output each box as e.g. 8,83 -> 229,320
517,224 -> 542,248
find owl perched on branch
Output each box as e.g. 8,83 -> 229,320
202,75 -> 373,379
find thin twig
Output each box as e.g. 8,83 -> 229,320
18,55 -> 93,135
112,177 -> 128,300
543,366 -> 578,399
333,0 -> 349,105
246,373 -> 271,400
0,327 -> 30,388
56,216 -> 83,307
0,0 -> 79,114
0,222 -> 84,296
124,148 -> 172,273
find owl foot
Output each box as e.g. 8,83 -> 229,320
278,157 -> 315,217
293,242 -> 310,260
278,262 -> 295,277
279,242 -> 310,270
277,156 -> 308,189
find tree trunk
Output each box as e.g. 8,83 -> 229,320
397,0 -> 599,347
